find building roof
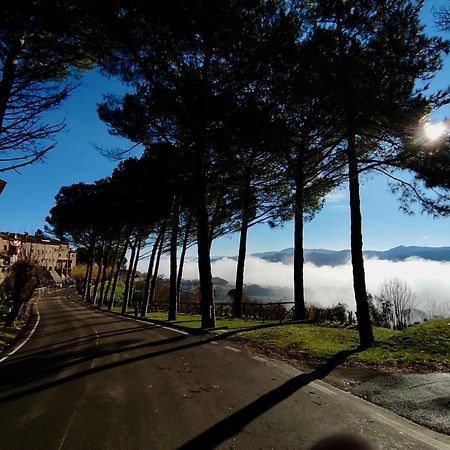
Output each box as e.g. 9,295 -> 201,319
0,232 -> 68,246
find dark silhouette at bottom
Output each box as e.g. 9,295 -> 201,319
310,432 -> 373,450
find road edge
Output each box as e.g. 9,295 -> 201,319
0,298 -> 40,363
81,301 -> 205,335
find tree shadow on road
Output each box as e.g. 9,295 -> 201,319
178,347 -> 362,449
0,319 -> 362,442
0,317 -> 312,391
6,323 -> 161,361
0,298 -> 363,450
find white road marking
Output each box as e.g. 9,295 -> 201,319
225,345 -> 241,353
92,327 -> 99,347
209,341 -> 218,345
0,303 -> 41,364
57,409 -> 77,450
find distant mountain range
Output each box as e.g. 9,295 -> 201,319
251,245 -> 450,266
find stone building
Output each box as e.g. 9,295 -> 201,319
0,232 -> 76,283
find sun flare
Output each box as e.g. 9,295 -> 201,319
424,122 -> 446,141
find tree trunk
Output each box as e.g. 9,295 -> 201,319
168,194 -> 180,321
149,225 -> 165,305
142,223 -> 165,316
234,173 -> 251,318
82,255 -> 93,302
97,239 -> 111,308
104,235 -> 122,307
108,237 -> 129,310
82,256 -> 93,302
347,129 -> 374,348
143,235 -> 159,312
336,7 -> 374,348
195,179 -> 216,329
122,235 -> 138,314
293,154 -> 306,320
91,255 -> 102,306
208,187 -> 225,248
82,234 -> 96,302
177,213 -> 192,306
129,232 -> 143,315
196,53 -> 215,329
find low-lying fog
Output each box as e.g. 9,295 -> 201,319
155,256 -> 450,313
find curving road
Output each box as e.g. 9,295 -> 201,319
0,288 -> 449,450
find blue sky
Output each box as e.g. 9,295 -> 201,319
0,0 -> 449,257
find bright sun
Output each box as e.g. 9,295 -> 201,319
424,122 -> 446,141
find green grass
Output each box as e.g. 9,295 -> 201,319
359,319 -> 450,367
231,318 -> 450,369
145,312 -> 272,330
231,322 -> 395,356
100,304 -> 450,369
105,305 -> 269,329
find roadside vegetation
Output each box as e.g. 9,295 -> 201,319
101,295 -> 449,370
0,326 -> 16,353
229,319 -> 450,370
0,259 -> 47,329
108,305 -> 275,330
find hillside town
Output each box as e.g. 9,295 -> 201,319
0,232 -> 76,285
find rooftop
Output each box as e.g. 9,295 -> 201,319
0,232 -> 68,246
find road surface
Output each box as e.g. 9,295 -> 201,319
0,288 -> 449,450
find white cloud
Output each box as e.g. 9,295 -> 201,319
325,190 -> 347,203
143,255 -> 450,312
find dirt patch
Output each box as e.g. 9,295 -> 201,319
228,337 -> 450,435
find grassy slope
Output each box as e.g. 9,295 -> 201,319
109,306 -> 273,329
364,318 -> 450,367
230,319 -> 450,369
104,304 -> 449,369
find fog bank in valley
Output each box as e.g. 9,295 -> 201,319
155,256 -> 450,312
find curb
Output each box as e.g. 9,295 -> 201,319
80,300 -> 314,336
0,298 -> 38,359
81,301 -> 208,335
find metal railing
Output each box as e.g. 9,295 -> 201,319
146,299 -> 296,323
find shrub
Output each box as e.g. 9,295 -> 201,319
4,260 -> 46,326
306,302 -> 350,324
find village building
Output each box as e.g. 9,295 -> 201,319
0,232 -> 76,284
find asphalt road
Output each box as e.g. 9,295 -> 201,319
0,288 -> 449,450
